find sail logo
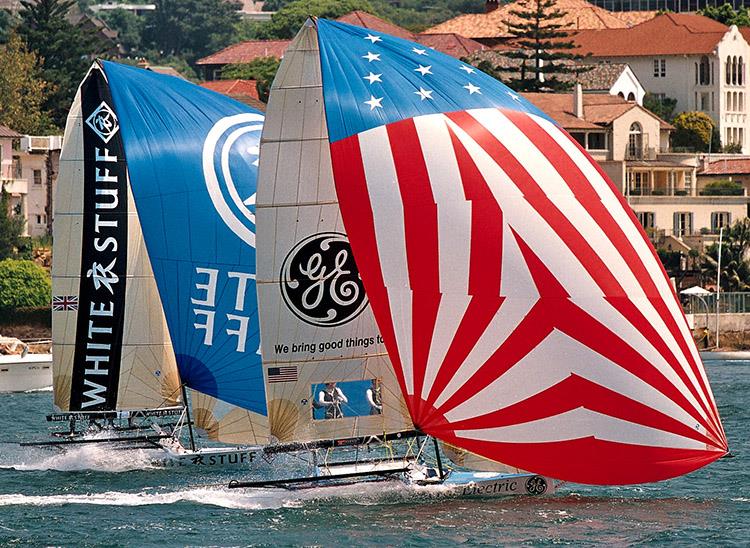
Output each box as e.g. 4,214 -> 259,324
202,113 -> 264,247
84,101 -> 120,143
280,232 -> 368,327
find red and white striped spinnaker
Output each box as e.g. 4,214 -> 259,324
315,19 -> 727,484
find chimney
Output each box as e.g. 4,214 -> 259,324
485,0 -> 499,13
573,83 -> 583,119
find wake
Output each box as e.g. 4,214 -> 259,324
0,481 -> 454,510
0,442 -> 160,473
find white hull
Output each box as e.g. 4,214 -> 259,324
0,354 -> 53,393
433,471 -> 557,498
154,444 -> 262,467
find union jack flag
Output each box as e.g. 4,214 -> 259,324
310,19 -> 727,484
52,295 -> 78,311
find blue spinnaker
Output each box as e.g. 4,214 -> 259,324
102,61 -> 266,415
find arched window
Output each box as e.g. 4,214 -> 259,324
728,91 -> 732,110
739,57 -> 744,85
733,56 -> 738,85
628,122 -> 643,159
618,91 -> 625,98
695,62 -> 699,85
699,56 -> 710,85
727,56 -> 732,84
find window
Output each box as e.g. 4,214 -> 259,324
11,156 -> 21,178
628,122 -> 643,159
636,211 -> 655,230
726,55 -> 732,84
570,132 -> 586,147
587,132 -> 606,150
673,212 -> 693,237
627,92 -> 636,101
700,92 -> 710,111
36,215 -> 41,224
628,171 -> 647,195
653,59 -> 666,77
740,57 -> 745,85
711,212 -> 731,232
699,56 -> 710,85
33,169 -> 42,185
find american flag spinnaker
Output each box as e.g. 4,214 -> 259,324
303,18 -> 727,484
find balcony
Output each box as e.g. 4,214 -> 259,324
1,178 -> 28,195
20,135 -> 62,153
625,147 -> 658,161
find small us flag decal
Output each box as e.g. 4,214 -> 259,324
53,295 -> 79,311
267,366 -> 298,383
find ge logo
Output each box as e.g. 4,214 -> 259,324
280,232 -> 368,327
525,475 -> 548,495
202,113 -> 264,248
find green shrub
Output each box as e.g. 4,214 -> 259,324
699,180 -> 744,196
0,259 -> 51,311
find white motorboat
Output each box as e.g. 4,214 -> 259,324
0,352 -> 53,393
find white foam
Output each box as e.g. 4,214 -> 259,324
1,443 -> 161,472
0,481 -> 457,510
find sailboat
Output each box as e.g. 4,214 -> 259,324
27,61 -> 269,467
228,17 -> 727,493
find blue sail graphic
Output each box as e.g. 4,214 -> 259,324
102,61 -> 266,416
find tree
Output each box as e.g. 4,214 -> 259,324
699,3 -> 750,26
501,0 -> 586,92
0,259 -> 51,311
0,33 -> 54,134
0,189 -> 26,261
99,8 -> 144,55
672,111 -> 716,152
254,0 -> 374,40
222,57 -> 281,102
142,0 -> 242,65
643,93 -> 677,123
17,0 -> 106,129
703,218 -> 750,292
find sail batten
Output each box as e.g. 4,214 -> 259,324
309,18 -> 727,484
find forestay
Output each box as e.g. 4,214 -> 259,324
313,19 -> 728,484
256,22 -> 413,443
98,62 -> 269,444
53,63 -> 180,412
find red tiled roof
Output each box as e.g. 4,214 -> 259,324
0,125 -> 22,138
201,79 -> 260,100
196,39 -> 290,65
573,13 -> 729,57
337,10 -> 414,40
416,33 -> 486,57
425,0 -> 628,39
522,92 -> 667,131
700,158 -> 750,175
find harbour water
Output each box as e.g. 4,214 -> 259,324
0,361 -> 747,546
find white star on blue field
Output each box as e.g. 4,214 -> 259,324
316,18 -> 551,143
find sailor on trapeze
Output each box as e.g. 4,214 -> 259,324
318,382 -> 348,419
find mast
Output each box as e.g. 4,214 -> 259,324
181,384 -> 196,452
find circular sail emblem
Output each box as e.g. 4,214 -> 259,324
202,113 -> 264,247
280,232 -> 368,327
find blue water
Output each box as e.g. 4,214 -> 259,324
0,362 -> 747,546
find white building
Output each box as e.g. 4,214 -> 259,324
575,13 -> 750,152
0,125 -> 61,238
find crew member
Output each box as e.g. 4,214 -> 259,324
366,379 -> 383,415
318,382 -> 348,419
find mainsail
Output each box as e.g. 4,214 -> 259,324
256,23 -> 413,443
53,63 -> 180,411
287,19 -> 728,485
99,61 -> 268,444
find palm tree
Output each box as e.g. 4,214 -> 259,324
702,218 -> 750,292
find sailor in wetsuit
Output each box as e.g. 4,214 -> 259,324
366,378 -> 383,415
318,382 -> 348,419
